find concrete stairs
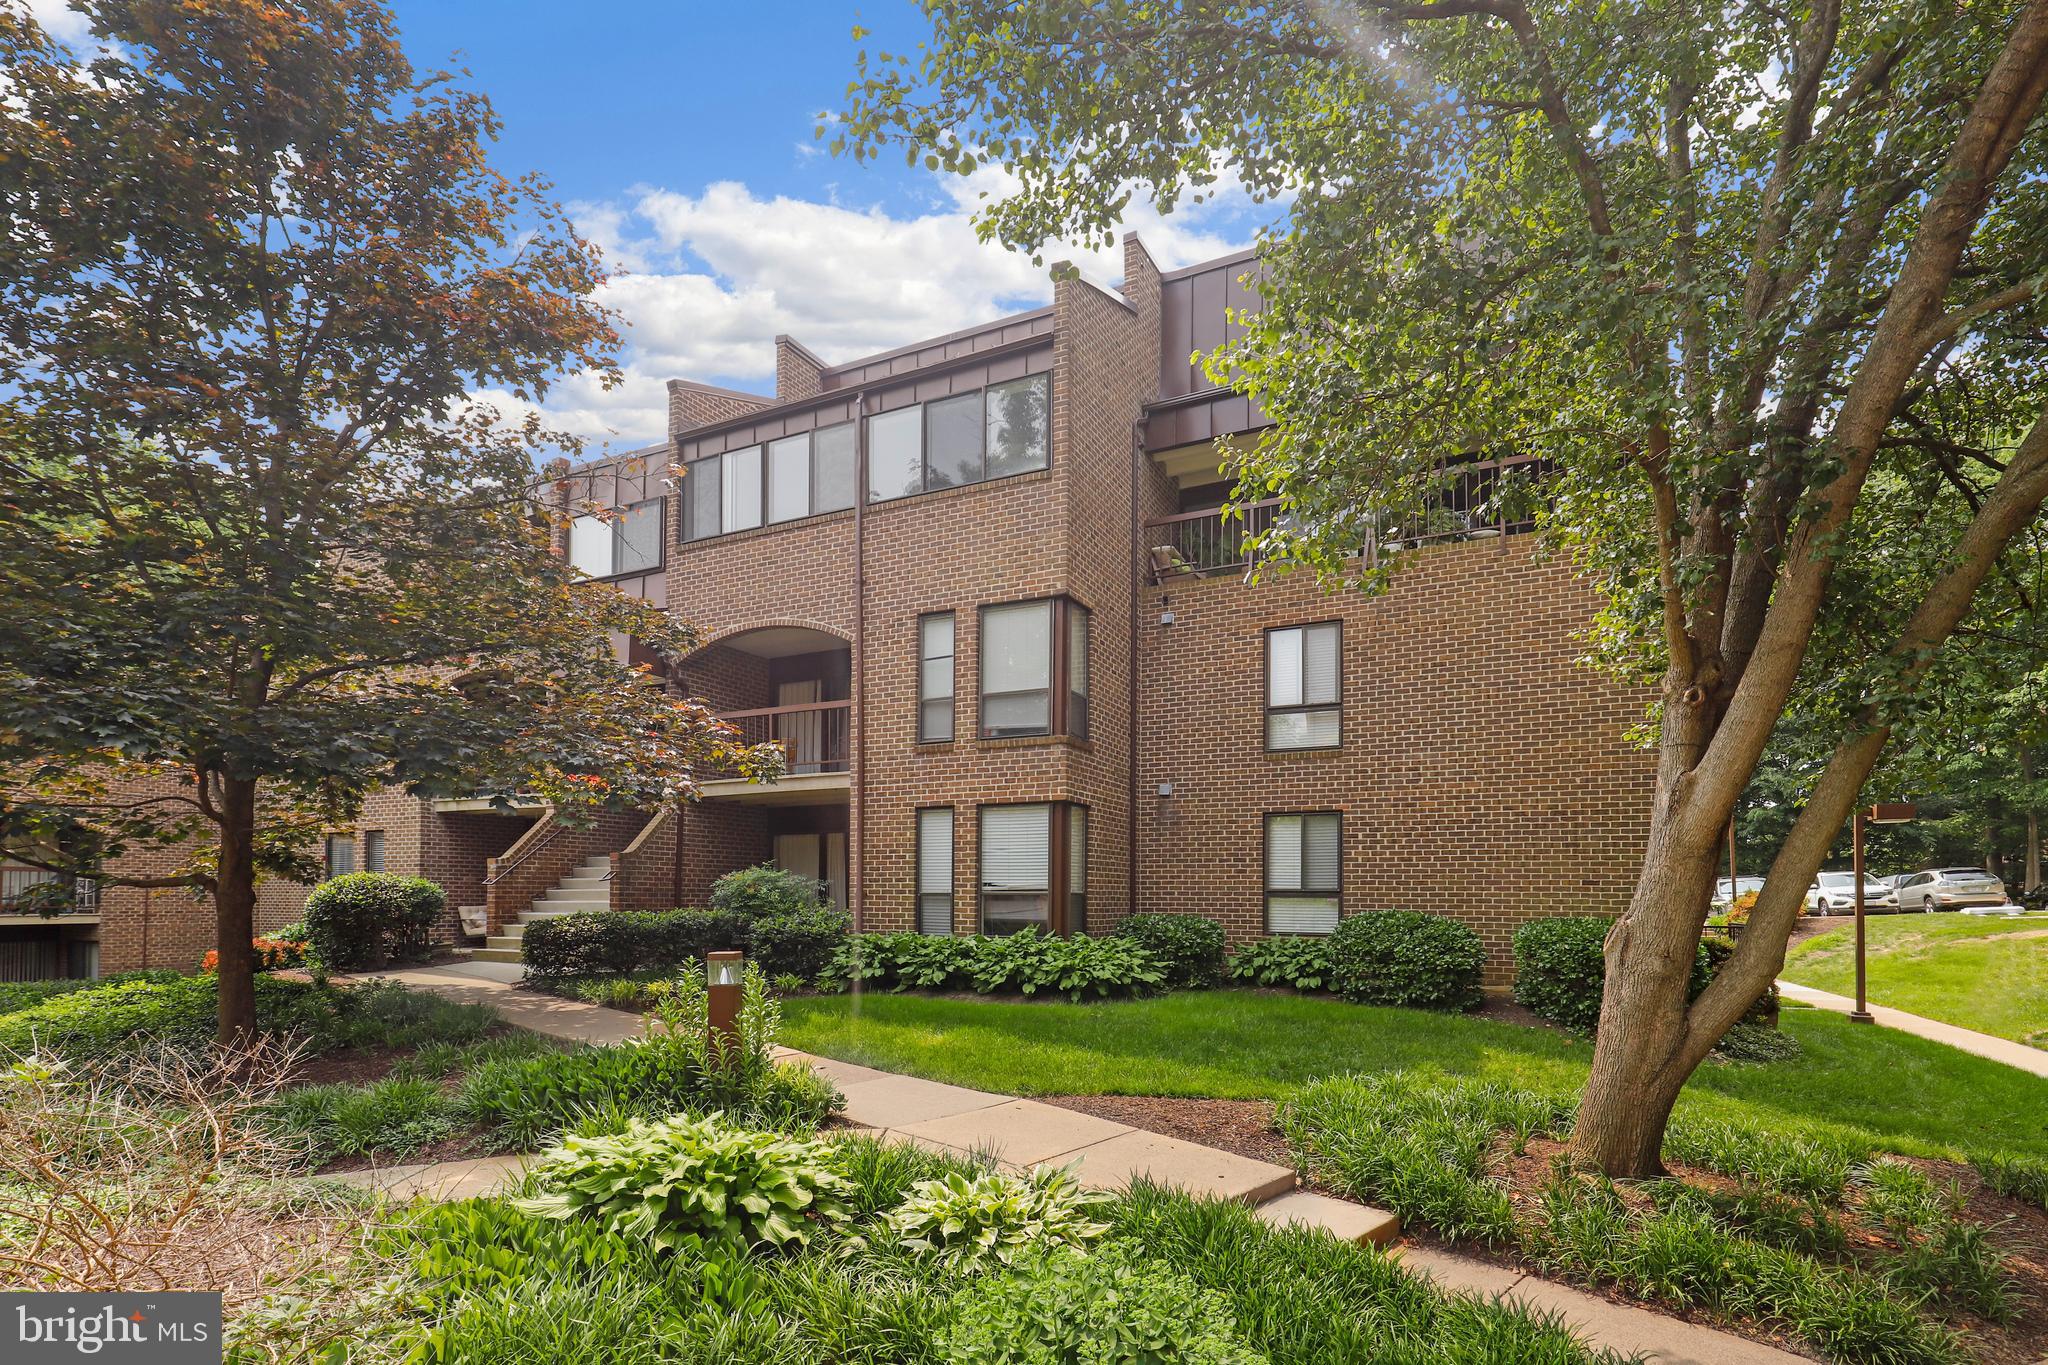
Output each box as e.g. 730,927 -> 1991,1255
467,856 -> 611,964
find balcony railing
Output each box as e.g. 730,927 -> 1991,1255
0,867 -> 98,916
718,699 -> 851,776
1144,458 -> 1544,582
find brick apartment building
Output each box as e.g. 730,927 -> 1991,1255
16,236 -> 1654,984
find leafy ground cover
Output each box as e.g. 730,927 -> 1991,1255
1284,1071 -> 2048,1365
1783,912 -> 2048,1048
228,1132 -> 1622,1365
781,990 -> 2048,1164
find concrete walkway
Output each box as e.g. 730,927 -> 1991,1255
354,963 -> 1804,1364
1778,979 -> 2048,1079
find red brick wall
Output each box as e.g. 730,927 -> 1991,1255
613,805 -> 679,909
1136,535 -> 1655,982
483,808 -> 651,933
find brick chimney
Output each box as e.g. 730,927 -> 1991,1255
666,379 -> 772,436
774,335 -> 827,402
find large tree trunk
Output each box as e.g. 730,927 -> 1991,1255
214,776 -> 259,1044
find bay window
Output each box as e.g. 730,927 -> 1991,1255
978,801 -> 1088,935
1266,813 -> 1342,934
979,597 -> 1089,739
569,498 -> 664,578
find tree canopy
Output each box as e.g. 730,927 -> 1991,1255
0,0 -> 774,1037
838,0 -> 2048,1173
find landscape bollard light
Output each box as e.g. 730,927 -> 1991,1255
707,950 -> 744,1060
1849,803 -> 1916,1024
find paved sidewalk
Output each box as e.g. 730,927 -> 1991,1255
1778,980 -> 2048,1078
359,964 -> 1806,1364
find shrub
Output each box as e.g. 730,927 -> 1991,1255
708,863 -> 825,921
881,1164 -> 1112,1272
302,873 -> 445,970
748,902 -> 851,982
201,935 -> 307,975
1972,1152 -> 2048,1211
1226,937 -> 1335,992
0,970 -> 181,1017
1511,917 -> 1611,1032
521,908 -> 748,981
0,974 -> 326,1059
514,1113 -> 855,1251
1515,917 -> 1777,1034
940,1248 -> 1268,1365
1325,911 -> 1483,1011
1116,914 -> 1227,989
825,932 -> 976,991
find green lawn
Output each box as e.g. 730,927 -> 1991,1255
1783,911 -> 2048,1049
781,989 -> 2048,1163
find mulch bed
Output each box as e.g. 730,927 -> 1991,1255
1040,1094 -> 1294,1169
287,1044 -> 413,1088
317,1130 -> 499,1174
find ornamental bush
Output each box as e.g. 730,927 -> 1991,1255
1511,917 -> 1613,1032
708,864 -> 826,921
1514,917 -> 1778,1034
824,929 -> 1163,1001
940,1248 -> 1268,1365
1226,936 -> 1336,992
1325,911 -> 1484,1011
748,902 -> 852,982
882,1164 -> 1112,1272
520,908 -> 748,981
1116,913 -> 1227,989
302,873 -> 444,971
513,1113 -> 855,1252
0,974 -> 327,1059
826,932 -> 977,991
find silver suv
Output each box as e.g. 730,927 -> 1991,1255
1894,867 -> 2008,912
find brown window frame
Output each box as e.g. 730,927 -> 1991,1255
1264,811 -> 1343,935
1264,620 -> 1342,753
917,611 -> 956,743
915,806 -> 955,935
977,596 -> 1090,740
976,800 -> 1088,936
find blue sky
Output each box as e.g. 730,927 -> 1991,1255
375,1 -> 1279,457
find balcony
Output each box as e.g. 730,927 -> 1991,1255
0,866 -> 99,924
1145,457 -> 1543,582
702,699 -> 853,804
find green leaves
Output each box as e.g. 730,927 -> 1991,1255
513,1113 -> 856,1252
881,1164 -> 1113,1273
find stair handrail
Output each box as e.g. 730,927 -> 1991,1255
483,808 -> 560,888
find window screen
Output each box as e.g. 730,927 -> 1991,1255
985,374 -> 1050,478
812,422 -> 856,513
686,455 -> 722,541
768,434 -> 810,524
569,515 -> 612,577
722,444 -> 762,532
925,391 -> 984,489
1067,804 -> 1088,935
1066,602 -> 1090,739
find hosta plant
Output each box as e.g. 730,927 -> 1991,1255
881,1163 -> 1111,1272
513,1113 -> 854,1251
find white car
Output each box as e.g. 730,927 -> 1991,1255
1804,871 -> 1898,915
1712,876 -> 1765,911
1894,867 -> 2008,913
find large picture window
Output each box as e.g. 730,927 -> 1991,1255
686,422 -> 856,541
918,612 -> 955,743
1266,813 -> 1342,934
917,807 -> 955,935
569,499 -> 664,578
978,802 -> 1087,936
979,597 -> 1089,739
868,372 -> 1049,504
1267,622 -> 1341,750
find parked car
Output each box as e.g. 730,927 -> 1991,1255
1712,876 -> 1765,911
1894,867 -> 2008,912
1804,871 -> 1898,914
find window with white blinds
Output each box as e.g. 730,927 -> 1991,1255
363,830 -> 386,874
979,803 -> 1051,934
917,808 -> 954,935
1266,812 -> 1341,934
919,613 -> 955,742
325,834 -> 356,879
980,601 -> 1052,737
685,423 -> 855,542
1068,805 -> 1088,934
1067,602 -> 1090,739
1267,622 -> 1342,750
768,434 -> 810,524
722,444 -> 763,532
569,500 -> 664,578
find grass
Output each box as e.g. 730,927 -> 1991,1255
1783,911 -> 2048,1048
780,989 -> 2048,1163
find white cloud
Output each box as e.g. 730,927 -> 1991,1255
532,170 -> 1272,454
27,0 -> 93,45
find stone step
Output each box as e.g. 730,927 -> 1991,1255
484,934 -> 524,951
573,858 -> 612,875
534,898 -> 607,914
553,877 -> 609,892
495,923 -> 525,939
469,946 -> 522,964
542,888 -> 610,905
519,909 -> 582,923
1254,1190 -> 1401,1246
